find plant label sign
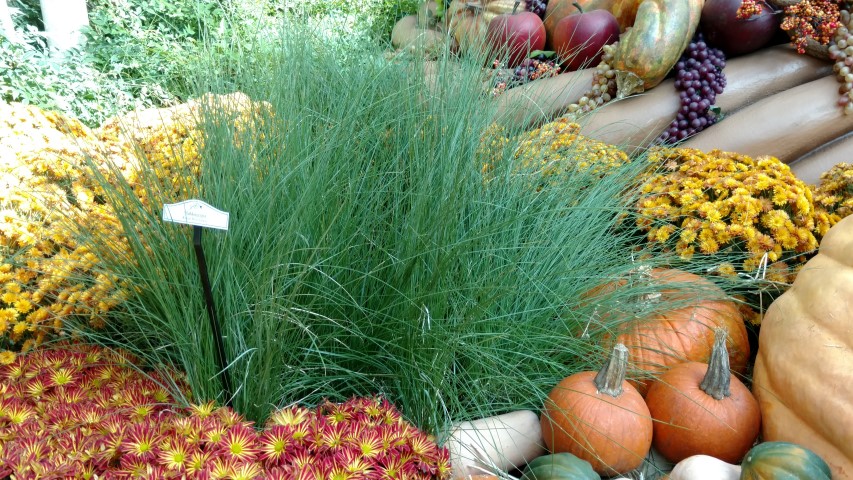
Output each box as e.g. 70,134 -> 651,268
163,199 -> 229,231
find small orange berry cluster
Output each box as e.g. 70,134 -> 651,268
780,0 -> 843,54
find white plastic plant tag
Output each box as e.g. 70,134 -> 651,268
163,199 -> 229,231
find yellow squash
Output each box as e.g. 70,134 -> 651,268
611,0 -> 703,96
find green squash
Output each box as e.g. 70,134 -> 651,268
740,442 -> 832,480
521,453 -> 601,480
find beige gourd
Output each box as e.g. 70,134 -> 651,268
680,75 -> 853,164
445,410 -> 547,479
578,44 -> 833,153
667,455 -> 742,480
789,131 -> 853,185
752,214 -> 853,479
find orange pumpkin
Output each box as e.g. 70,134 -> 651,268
752,214 -> 853,480
645,328 -> 761,464
540,344 -> 653,476
591,268 -> 750,396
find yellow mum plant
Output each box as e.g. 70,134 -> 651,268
480,118 -> 630,186
812,162 -> 853,222
0,102 -> 130,360
636,148 -> 835,285
0,93 -> 271,360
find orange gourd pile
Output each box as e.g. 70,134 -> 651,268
541,268 -> 761,476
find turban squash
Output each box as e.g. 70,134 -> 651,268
752,214 -> 853,479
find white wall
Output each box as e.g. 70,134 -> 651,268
40,0 -> 89,52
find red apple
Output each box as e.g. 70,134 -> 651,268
700,0 -> 780,57
486,5 -> 547,68
550,3 -> 620,71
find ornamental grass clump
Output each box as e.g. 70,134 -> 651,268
93,92 -> 275,205
0,342 -> 449,479
63,19 -> 730,434
636,147 -> 834,288
812,162 -> 853,221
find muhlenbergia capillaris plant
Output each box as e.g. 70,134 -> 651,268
65,17 -> 727,436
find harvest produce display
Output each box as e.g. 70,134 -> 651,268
7,0 -> 853,476
393,0 -> 853,171
384,0 -> 853,478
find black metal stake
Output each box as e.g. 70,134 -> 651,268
193,225 -> 233,407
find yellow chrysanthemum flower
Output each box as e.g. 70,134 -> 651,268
716,263 -> 737,276
636,148 -> 836,321
812,163 -> 853,220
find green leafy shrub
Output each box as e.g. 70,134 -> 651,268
83,0 -> 227,106
0,29 -> 136,127
0,2 -> 178,126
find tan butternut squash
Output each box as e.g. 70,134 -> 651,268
446,410 -> 547,479
578,44 -> 833,152
493,68 -> 596,128
680,75 -> 853,164
789,132 -> 853,185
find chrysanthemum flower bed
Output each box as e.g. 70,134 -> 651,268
0,343 -> 449,479
0,101 -> 130,358
479,118 -> 631,185
0,94 -> 268,360
636,148 -> 835,279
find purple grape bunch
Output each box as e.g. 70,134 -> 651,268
657,34 -> 727,144
527,0 -> 549,19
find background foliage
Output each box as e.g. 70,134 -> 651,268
1,0 -> 422,127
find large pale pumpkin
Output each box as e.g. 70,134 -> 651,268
752,214 -> 853,480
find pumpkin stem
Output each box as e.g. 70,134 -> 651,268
594,343 -> 629,397
572,1 -> 584,13
699,328 -> 732,400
